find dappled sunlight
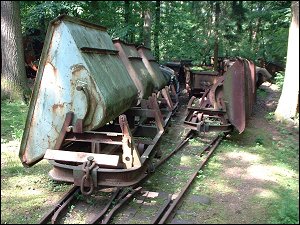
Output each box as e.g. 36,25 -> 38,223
180,155 -> 196,167
180,155 -> 190,165
225,167 -> 244,178
194,180 -> 237,194
255,188 -> 279,199
2,174 -> 48,195
1,169 -> 71,223
1,185 -> 68,224
211,182 -> 237,194
246,165 -> 277,181
219,150 -> 298,185
2,186 -> 45,197
188,138 -> 206,147
224,151 -> 262,162
261,82 -> 280,91
1,140 -> 21,153
246,164 -> 298,182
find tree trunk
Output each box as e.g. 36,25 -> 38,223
275,1 -> 299,121
1,1 -> 31,102
124,1 -> 131,42
143,10 -> 151,49
154,1 -> 160,61
213,1 -> 220,71
253,2 -> 263,56
248,1 -> 253,44
237,1 -> 243,33
138,10 -> 144,45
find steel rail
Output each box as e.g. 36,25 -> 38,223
157,134 -> 224,224
151,194 -> 172,224
38,129 -> 219,224
38,185 -> 80,224
89,188 -> 122,224
154,129 -> 195,168
37,121 -> 191,224
101,187 -> 143,224
90,129 -> 196,224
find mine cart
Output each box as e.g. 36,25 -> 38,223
184,58 -> 257,134
19,15 -> 176,195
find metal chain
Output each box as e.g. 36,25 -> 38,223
80,156 -> 96,195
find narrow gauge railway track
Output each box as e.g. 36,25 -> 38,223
38,127 -> 224,224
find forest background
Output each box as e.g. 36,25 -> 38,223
19,1 -> 291,66
1,1 -> 299,224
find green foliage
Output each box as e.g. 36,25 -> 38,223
20,1 -> 88,35
269,189 -> 299,224
274,71 -> 285,90
265,112 -> 275,121
45,179 -> 69,192
256,88 -> 268,98
19,1 -> 291,66
255,137 -> 264,145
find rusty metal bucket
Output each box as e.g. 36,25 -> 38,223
113,39 -> 155,101
19,15 -> 139,167
136,46 -> 169,91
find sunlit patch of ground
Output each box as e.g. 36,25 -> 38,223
222,151 -> 298,182
260,82 -> 280,91
225,151 -> 262,162
254,188 -> 279,199
246,164 -> 297,182
1,140 -> 20,153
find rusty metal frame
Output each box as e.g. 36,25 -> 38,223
189,70 -> 220,97
45,91 -> 176,191
184,78 -> 232,133
184,58 -> 256,134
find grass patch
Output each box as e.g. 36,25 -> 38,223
1,151 -> 70,224
185,122 -> 299,224
1,100 -> 29,143
268,189 -> 299,224
256,88 -> 268,98
1,100 -> 71,224
274,71 -> 285,90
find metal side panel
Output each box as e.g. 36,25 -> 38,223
82,53 -> 138,121
246,59 -> 257,114
113,39 -> 155,100
19,15 -> 138,167
223,59 -> 246,134
137,46 -> 169,90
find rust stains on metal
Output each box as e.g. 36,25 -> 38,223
137,46 -> 169,91
222,58 -> 257,133
52,103 -> 64,111
113,39 -> 155,101
19,15 -> 138,167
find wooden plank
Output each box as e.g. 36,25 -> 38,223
44,149 -> 119,166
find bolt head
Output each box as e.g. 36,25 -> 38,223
87,156 -> 94,161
